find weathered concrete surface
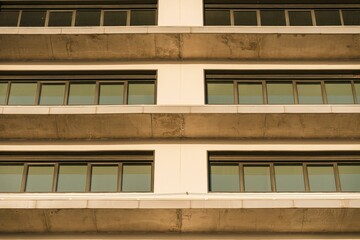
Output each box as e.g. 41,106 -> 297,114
0,33 -> 360,61
0,113 -> 359,140
0,208 -> 359,233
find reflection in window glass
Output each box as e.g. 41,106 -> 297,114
207,82 -> 234,104
99,83 -> 124,105
210,164 -> 240,192
25,166 -> 54,192
57,165 -> 87,192
122,164 -> 151,192
0,165 -> 24,192
0,83 -> 8,105
75,10 -> 101,26
104,11 -> 127,26
0,11 -> 19,27
205,10 -> 230,26
20,11 -> 46,27
275,165 -> 305,192
130,10 -> 156,26
325,82 -> 354,104
91,165 -> 118,192
234,11 -> 257,26
39,84 -> 65,105
315,10 -> 341,26
355,82 -> 360,103
8,83 -> 37,105
288,11 -> 313,26
267,82 -> 294,104
128,82 -> 155,105
244,165 -> 271,192
48,11 -> 73,27
238,83 -> 263,104
308,165 -> 336,192
260,10 -> 286,26
297,82 -> 323,104
68,83 -> 96,105
338,165 -> 360,192
342,10 -> 360,26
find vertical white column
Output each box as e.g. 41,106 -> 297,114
158,0 -> 203,26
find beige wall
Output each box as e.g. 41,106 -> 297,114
158,0 -> 203,26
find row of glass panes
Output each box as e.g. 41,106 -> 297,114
210,162 -> 360,192
0,81 -> 155,105
0,162 -> 152,193
206,80 -> 360,105
205,9 -> 360,26
0,9 -> 156,27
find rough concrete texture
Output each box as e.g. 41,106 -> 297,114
0,113 -> 359,140
0,33 -> 360,61
0,208 -> 359,233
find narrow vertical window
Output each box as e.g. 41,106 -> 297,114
99,83 -> 124,105
0,83 -> 8,105
130,10 -> 156,26
342,10 -> 360,26
39,83 -> 66,105
104,11 -> 127,26
288,11 -> 313,26
325,82 -> 354,104
315,10 -> 341,26
355,82 -> 360,103
260,10 -> 286,26
307,165 -> 336,192
338,164 -> 360,192
297,82 -> 323,104
234,11 -> 257,26
127,82 -> 155,105
91,165 -> 118,192
20,10 -> 46,27
204,10 -> 231,26
25,166 -> 54,192
122,164 -> 152,192
68,83 -> 96,105
0,11 -> 19,27
244,165 -> 271,192
238,82 -> 263,104
207,82 -> 234,104
0,165 -> 24,192
75,10 -> 101,26
48,11 -> 73,27
8,83 -> 37,105
274,165 -> 305,192
267,82 -> 294,104
210,164 -> 240,192
57,165 -> 87,192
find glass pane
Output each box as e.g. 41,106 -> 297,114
75,10 -> 101,26
238,83 -> 263,104
8,83 -> 37,105
57,165 -> 87,192
205,10 -> 230,26
0,83 -> 8,105
355,82 -> 360,103
20,11 -> 46,27
0,11 -> 19,27
68,83 -> 96,105
315,10 -> 341,26
210,164 -> 240,192
234,11 -> 257,26
244,165 -> 271,192
128,82 -> 155,105
99,83 -> 124,105
267,82 -> 294,104
0,165 -> 24,192
288,11 -> 313,26
325,82 -> 354,104
91,165 -> 118,192
104,11 -> 127,26
130,10 -> 156,26
39,84 -> 65,105
297,82 -> 323,104
26,166 -> 54,192
122,164 -> 151,192
260,10 -> 286,26
343,10 -> 360,26
308,165 -> 336,192
48,11 -> 73,27
275,165 -> 305,192
207,82 -> 234,104
338,165 -> 360,192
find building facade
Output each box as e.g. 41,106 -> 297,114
0,0 -> 360,239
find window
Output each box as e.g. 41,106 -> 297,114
20,10 -> 46,27
0,10 -> 19,27
48,11 -> 73,27
205,71 -> 359,105
342,10 -> 360,26
205,10 -> 230,26
315,10 -> 341,26
208,152 -> 360,192
288,11 -> 313,26
0,71 -> 157,106
104,11 -> 127,26
0,151 -> 154,193
260,10 -> 286,26
234,11 -> 257,26
130,10 -> 156,26
75,10 -> 101,26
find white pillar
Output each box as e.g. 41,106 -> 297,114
158,0 -> 203,26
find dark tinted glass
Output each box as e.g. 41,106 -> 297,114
205,10 -> 230,26
288,11 -> 313,26
234,11 -> 257,26
75,10 -> 101,26
315,10 -> 341,26
48,11 -> 73,27
342,10 -> 360,26
130,10 -> 156,26
104,11 -> 127,26
0,11 -> 19,27
260,10 -> 286,26
20,11 -> 46,27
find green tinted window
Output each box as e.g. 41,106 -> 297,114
238,83 -> 263,104
104,11 -> 127,26
20,11 -> 46,27
260,10 -> 286,26
244,165 -> 271,192
68,83 -> 96,105
275,165 -> 305,192
297,82 -> 323,104
57,165 -> 87,192
0,83 -> 8,105
8,83 -> 37,105
267,82 -> 294,104
91,165 -> 118,192
354,82 -> 360,103
48,11 -> 73,27
0,11 -> 19,27
130,10 -> 156,26
122,164 -> 151,192
234,11 -> 257,26
288,11 -> 313,26
210,164 -> 240,192
207,82 -> 234,104
338,165 -> 360,192
0,165 -> 24,192
308,165 -> 336,192
99,83 -> 124,105
205,10 -> 230,26
39,84 -> 65,105
128,82 -> 155,105
25,166 -> 54,192
315,10 -> 341,26
325,82 -> 354,104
